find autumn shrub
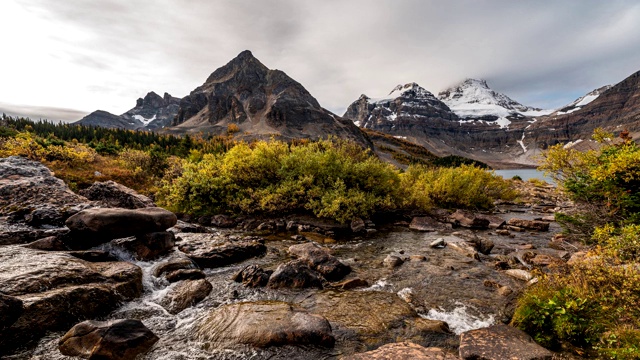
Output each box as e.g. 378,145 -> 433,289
0,132 -> 96,164
399,164 -> 516,211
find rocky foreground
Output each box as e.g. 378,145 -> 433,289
0,156 -> 583,359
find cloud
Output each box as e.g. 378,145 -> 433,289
0,102 -> 89,123
2,0 -> 640,117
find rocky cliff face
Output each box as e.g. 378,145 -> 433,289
76,91 -> 181,131
526,71 -> 640,149
168,50 -> 370,147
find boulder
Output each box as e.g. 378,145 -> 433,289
116,231 -> 175,260
165,269 -> 206,283
153,255 -> 197,278
210,214 -> 237,228
507,218 -> 550,231
0,157 -> 90,228
459,324 -> 553,360
430,238 -> 446,248
0,246 -> 142,353
64,207 -> 177,249
79,180 -> 155,209
384,254 -> 405,268
68,250 -> 118,262
448,242 -> 480,261
196,301 -> 335,348
232,265 -> 272,287
346,342 -> 458,360
300,290 -> 453,350
476,214 -> 506,229
59,319 -> 158,360
267,260 -> 324,289
449,210 -> 490,229
0,293 -> 23,332
160,279 -> 212,314
288,242 -> 351,281
351,217 -> 365,233
23,236 -> 69,251
168,220 -> 208,233
177,234 -> 266,268
409,216 -> 441,232
472,238 -> 495,255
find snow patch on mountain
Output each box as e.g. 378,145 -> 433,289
555,85 -> 612,115
132,114 -> 157,126
438,79 -> 552,129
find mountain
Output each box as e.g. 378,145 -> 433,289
343,82 -> 457,131
76,91 -> 180,130
552,85 -> 612,116
437,78 -> 551,128
166,50 -> 369,146
526,70 -> 640,148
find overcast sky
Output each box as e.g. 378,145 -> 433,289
2,0 -> 640,122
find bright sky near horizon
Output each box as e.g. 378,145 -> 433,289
1,0 -> 640,122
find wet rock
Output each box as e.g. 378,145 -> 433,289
459,324 -> 553,360
210,214 -> 237,228
267,260 -> 324,289
291,235 -> 306,241
346,342 -> 458,360
472,238 -> 494,255
507,218 -> 550,231
23,236 -> 69,251
476,214 -> 506,229
505,269 -> 534,281
430,238 -> 446,248
59,319 -> 158,360
168,220 -> 208,233
288,242 -> 351,281
232,265 -> 272,287
409,216 -> 441,232
0,223 -> 70,246
0,246 -> 142,353
410,255 -> 427,262
498,286 -> 513,297
300,290 -> 453,350
79,180 -> 155,209
351,217 -> 365,233
196,301 -> 335,348
448,242 -> 480,261
540,215 -> 555,222
384,254 -> 405,268
449,210 -> 490,229
153,255 -> 197,277
496,229 -> 510,236
165,269 -> 206,283
68,250 -> 118,262
64,207 -> 177,249
117,231 -> 175,260
0,294 -> 22,332
0,157 -> 90,229
507,225 -> 525,232
333,277 -> 369,290
177,234 -> 266,268
160,279 -> 212,314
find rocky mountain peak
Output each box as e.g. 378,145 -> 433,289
386,82 -> 437,101
204,50 -> 269,86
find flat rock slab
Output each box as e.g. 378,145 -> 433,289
449,210 -> 490,229
65,207 -> 177,249
409,216 -> 443,232
59,319 -> 158,360
459,324 -> 553,360
177,234 -> 266,268
196,301 -> 335,348
346,342 -> 458,360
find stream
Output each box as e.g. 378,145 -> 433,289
10,206 -> 562,360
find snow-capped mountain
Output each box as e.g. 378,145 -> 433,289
553,85 -> 612,115
343,82 -> 456,130
438,79 -> 552,128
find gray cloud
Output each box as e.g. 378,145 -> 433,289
0,103 -> 89,123
4,0 -> 640,117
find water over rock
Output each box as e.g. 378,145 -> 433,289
232,264 -> 272,287
115,231 -> 176,260
0,246 -> 142,352
58,319 -> 158,360
459,324 -> 553,360
449,210 -> 490,229
196,301 -> 335,348
267,260 -> 325,289
79,180 -> 156,209
507,218 -> 550,231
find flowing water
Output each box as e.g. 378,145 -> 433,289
11,208 -> 561,359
